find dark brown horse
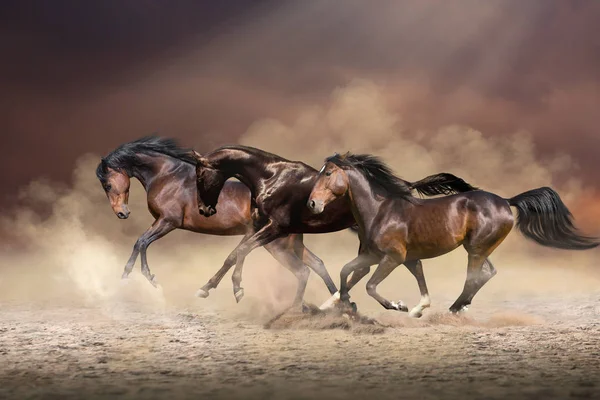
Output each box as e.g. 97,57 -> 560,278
190,145 -> 478,304
307,153 -> 599,316
95,136 -> 336,306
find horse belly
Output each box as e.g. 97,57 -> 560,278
405,213 -> 467,260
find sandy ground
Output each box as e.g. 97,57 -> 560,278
1,289 -> 599,400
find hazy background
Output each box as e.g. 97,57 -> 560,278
0,1 -> 599,317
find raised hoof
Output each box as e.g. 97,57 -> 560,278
121,271 -> 131,280
148,274 -> 158,288
408,308 -> 423,318
195,288 -> 210,298
234,288 -> 244,303
391,301 -> 409,312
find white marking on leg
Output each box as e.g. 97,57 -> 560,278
409,294 -> 430,318
319,291 -> 340,310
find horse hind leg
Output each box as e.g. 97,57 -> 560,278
404,260 -> 431,318
264,239 -> 311,308
449,256 -> 497,313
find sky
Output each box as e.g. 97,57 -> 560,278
1,0 -> 599,216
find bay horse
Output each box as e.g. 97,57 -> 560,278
95,136 -> 337,306
190,145 -> 478,305
307,152 -> 599,317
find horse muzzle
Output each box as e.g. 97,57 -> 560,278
198,205 -> 217,217
307,199 -> 324,214
114,205 -> 130,219
116,210 -> 130,219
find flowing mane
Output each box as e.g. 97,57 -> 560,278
326,153 -> 418,202
96,136 -> 196,183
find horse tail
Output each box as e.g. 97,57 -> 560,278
408,173 -> 478,197
507,187 -> 599,250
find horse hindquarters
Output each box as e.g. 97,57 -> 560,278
451,195 -> 513,312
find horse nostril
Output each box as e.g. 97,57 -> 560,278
117,212 -> 126,219
309,200 -> 316,209
199,209 -> 205,216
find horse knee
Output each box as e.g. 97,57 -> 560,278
366,282 -> 377,296
297,266 -> 310,280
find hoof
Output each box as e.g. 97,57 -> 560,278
392,301 -> 409,312
449,304 -> 469,314
148,274 -> 158,288
336,300 -> 357,315
408,308 -> 423,318
195,288 -> 210,298
121,272 -> 131,280
234,288 -> 244,303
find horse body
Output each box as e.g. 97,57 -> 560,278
134,152 -> 250,235
369,190 -> 514,262
194,146 -> 355,233
191,145 -> 479,304
96,137 -> 329,305
308,153 -> 598,317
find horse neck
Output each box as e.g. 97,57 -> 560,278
131,152 -> 191,191
345,169 -> 390,234
211,148 -> 273,193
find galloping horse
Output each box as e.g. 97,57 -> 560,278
190,145 -> 478,305
307,153 -> 598,317
96,136 -> 337,306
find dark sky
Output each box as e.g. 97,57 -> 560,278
1,1 -> 599,211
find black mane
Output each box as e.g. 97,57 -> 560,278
326,153 -> 417,202
96,136 -> 196,183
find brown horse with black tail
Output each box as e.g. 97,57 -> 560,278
96,136 -> 337,306
190,145 -> 478,306
307,153 -> 599,317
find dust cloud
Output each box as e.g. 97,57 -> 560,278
0,80 -> 599,325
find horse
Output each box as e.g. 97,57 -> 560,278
307,152 -> 599,317
189,145 -> 478,305
95,136 -> 340,306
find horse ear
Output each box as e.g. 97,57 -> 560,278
340,151 -> 350,160
100,157 -> 108,172
191,150 -> 209,166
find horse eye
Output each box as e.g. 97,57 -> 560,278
105,184 -> 112,191
325,171 -> 332,176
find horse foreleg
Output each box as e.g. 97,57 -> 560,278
230,230 -> 256,302
326,252 -> 377,311
366,254 -> 406,311
300,246 -> 337,295
197,220 -> 284,300
137,219 -> 176,287
404,260 -> 431,318
122,219 -> 176,286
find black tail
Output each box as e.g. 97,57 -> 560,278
408,173 -> 478,197
508,187 -> 599,250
